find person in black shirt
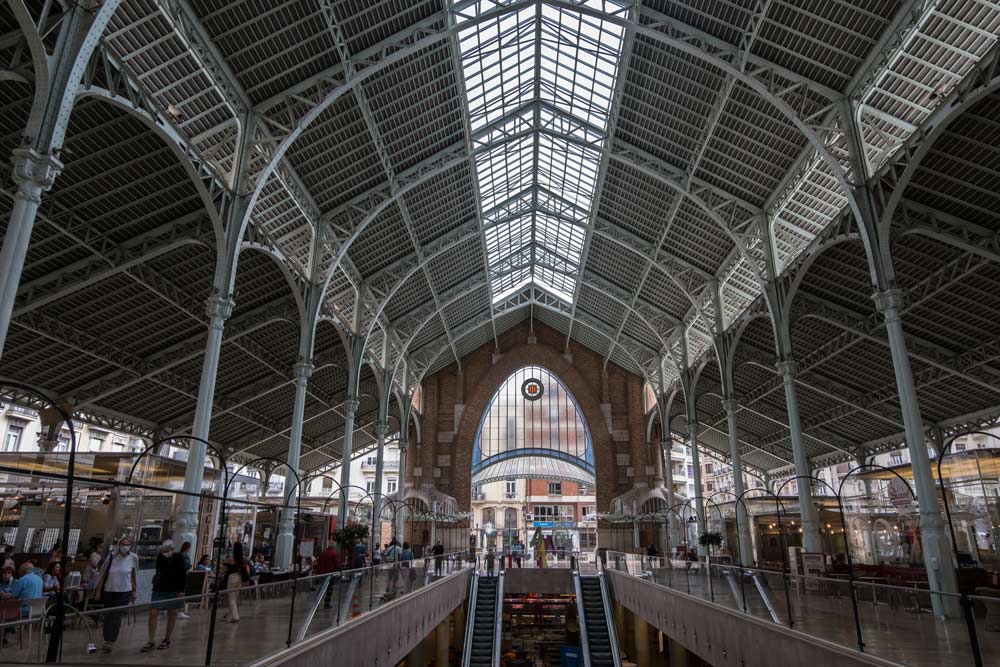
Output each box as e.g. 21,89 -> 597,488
432,541 -> 445,576
143,540 -> 187,651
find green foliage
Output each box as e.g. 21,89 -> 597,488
698,531 -> 723,548
332,523 -> 370,549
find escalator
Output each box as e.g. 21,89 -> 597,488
463,567 -> 504,667
576,573 -> 622,667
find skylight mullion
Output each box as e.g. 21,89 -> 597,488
455,0 -> 627,308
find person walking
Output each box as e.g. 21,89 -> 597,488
142,540 -> 186,652
401,542 -> 415,592
432,541 -> 445,577
485,549 -> 496,577
94,538 -> 138,653
177,541 -> 192,620
383,539 -> 402,596
350,539 -> 367,570
512,540 -> 523,568
223,543 -> 249,623
315,542 -> 340,609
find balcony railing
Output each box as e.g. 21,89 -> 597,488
3,403 -> 36,418
360,459 -> 399,471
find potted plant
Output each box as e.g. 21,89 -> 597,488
332,523 -> 370,552
698,531 -> 723,561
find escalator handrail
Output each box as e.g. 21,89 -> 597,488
597,572 -> 623,667
461,571 -> 480,667
492,563 -> 504,667
572,568 -> 593,667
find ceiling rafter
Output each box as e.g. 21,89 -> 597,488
318,1 -> 461,368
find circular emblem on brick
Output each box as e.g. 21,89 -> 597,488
521,378 -> 544,401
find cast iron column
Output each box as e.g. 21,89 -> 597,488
0,149 -> 62,358
874,289 -> 960,615
723,398 -> 754,565
775,359 -> 821,553
275,361 -> 313,568
177,294 -> 234,551
337,396 -> 360,524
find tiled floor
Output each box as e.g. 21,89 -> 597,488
7,564 -> 991,666
643,567 -> 998,667
0,566 -> 447,666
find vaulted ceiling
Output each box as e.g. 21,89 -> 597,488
1,1 -> 999,476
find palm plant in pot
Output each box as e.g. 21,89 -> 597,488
698,531 -> 724,562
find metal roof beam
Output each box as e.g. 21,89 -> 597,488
318,1 -> 461,368
67,297 -> 299,406
12,211 -> 212,316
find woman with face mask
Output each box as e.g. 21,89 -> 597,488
94,538 -> 137,653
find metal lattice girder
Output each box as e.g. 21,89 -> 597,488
65,297 -> 298,406
12,210 -> 212,315
258,0 -> 851,302
408,285 -> 653,382
385,264 -> 679,377
319,0 -> 460,362
10,309 -> 294,440
893,199 -> 1000,265
737,340 -> 904,430
729,247 -> 1000,417
349,131 -> 741,338
3,0 -> 999,481
81,43 -> 233,222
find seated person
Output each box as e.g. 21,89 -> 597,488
42,562 -> 61,596
0,566 -> 14,597
11,563 -> 43,615
194,555 -> 211,571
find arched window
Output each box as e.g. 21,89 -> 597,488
473,365 -> 594,484
504,508 -> 518,528
482,507 -> 496,527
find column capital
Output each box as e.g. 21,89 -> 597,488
775,359 -> 797,381
292,361 -> 314,381
205,294 -> 235,322
11,147 -> 63,195
375,420 -> 388,436
872,288 -> 904,318
343,396 -> 360,415
721,397 -> 739,413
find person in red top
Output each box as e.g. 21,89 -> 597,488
315,542 -> 340,609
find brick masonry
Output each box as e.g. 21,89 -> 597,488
405,320 -> 657,513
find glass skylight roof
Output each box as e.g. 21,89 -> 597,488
455,1 -> 627,305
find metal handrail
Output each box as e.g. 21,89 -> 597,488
598,571 -> 623,667
492,557 -> 505,667
461,570 -> 479,667
297,573 -> 336,642
572,562 -> 593,667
